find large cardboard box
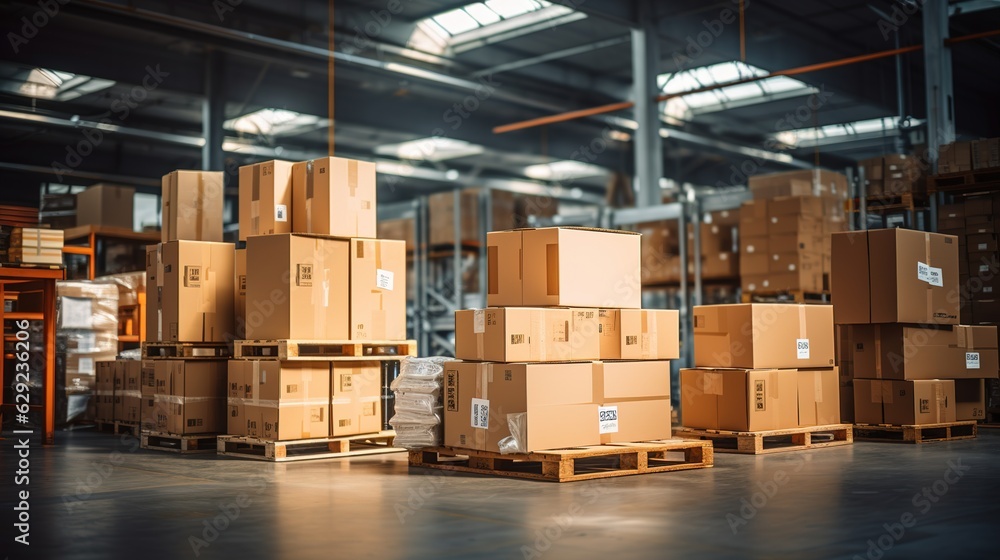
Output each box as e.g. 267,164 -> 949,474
146,241 -> 235,342
847,324 -> 999,380
796,368 -> 841,426
955,378 -> 986,420
116,361 -> 142,424
767,196 -> 824,218
161,171 -> 223,242
349,238 -> 407,340
596,309 -> 679,360
853,379 -> 956,425
599,399 -> 671,444
592,360 -> 670,401
485,230 -> 522,306
244,234 -> 349,340
442,361 -> 599,453
741,270 -> 823,293
331,362 -> 382,437
740,200 -> 769,238
234,248 -> 247,340
428,188 -> 557,246
692,304 -> 835,369
238,160 -> 294,240
291,157 -> 377,238
153,359 -> 227,434
378,218 -> 415,253
749,170 -> 849,200
454,307 -> 600,362
95,360 -> 116,421
76,184 -> 134,229
227,360 -> 331,440
680,368 -> 799,431
831,229 -> 959,325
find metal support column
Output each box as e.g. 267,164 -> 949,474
924,0 -> 955,173
691,198 -> 703,310
677,204 -> 691,370
202,49 -> 225,172
631,1 -> 663,207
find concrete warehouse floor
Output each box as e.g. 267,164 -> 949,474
4,431 -> 1000,560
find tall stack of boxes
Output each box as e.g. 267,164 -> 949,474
936,196 -> 1000,325
227,157 -> 407,443
443,227 -> 680,453
938,137 -> 1000,174
740,170 -> 848,293
638,209 -> 740,285
831,228 -> 998,425
857,155 -> 926,197
57,281 -> 119,423
679,303 -> 841,432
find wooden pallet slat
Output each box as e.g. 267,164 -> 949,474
234,339 -> 417,361
141,431 -> 220,453
217,430 -> 402,462
409,439 -> 713,482
141,341 -> 233,359
930,167 -> 1000,192
853,421 -> 977,443
672,424 -> 853,455
740,290 -> 830,304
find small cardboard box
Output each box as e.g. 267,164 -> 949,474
76,184 -> 134,230
454,307 -> 600,362
796,368 -> 841,426
145,241 -> 235,342
596,309 -> 679,360
692,303 -> 835,369
349,238 -> 407,340
831,229 -> 959,325
291,157 -> 377,238
968,233 -> 998,252
767,196 -> 825,218
599,399 -> 671,444
330,362 -> 382,437
116,361 -> 142,423
238,160 -> 294,240
955,378 -> 986,421
680,368 -> 799,431
847,324 -> 998,380
853,379 -> 956,425
740,235 -> 768,256
739,200 -> 769,238
234,248 -> 247,340
153,359 -> 227,434
161,171 -> 223,242
768,215 -> 823,236
592,360 -> 670,401
740,254 -> 770,276
95,361 -> 116,421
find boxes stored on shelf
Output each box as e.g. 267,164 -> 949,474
596,309 -> 679,360
378,218 -> 415,253
228,360 -> 331,440
331,362 -> 382,437
349,238 -> 407,340
291,157 -> 377,238
486,227 -> 641,308
76,184 -> 134,229
692,303 -> 835,369
955,378 -> 986,421
238,160 -> 294,240
831,229 -> 959,325
153,359 -> 227,434
748,169 -> 849,199
845,324 -> 998,380
161,170 -> 223,242
427,188 -> 557,247
146,241 -> 235,342
680,368 -> 799,431
454,307 -> 600,362
853,379 -> 956,425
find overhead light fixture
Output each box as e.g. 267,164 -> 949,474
5,67 -> 114,101
375,137 -> 484,162
407,1 -> 567,55
224,108 -> 326,136
524,160 -> 606,181
772,116 -> 922,148
376,162 -> 416,177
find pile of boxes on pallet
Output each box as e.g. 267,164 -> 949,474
9,227 -> 64,265
680,304 -> 840,432
57,281 -> 119,423
857,154 -> 926,197
638,210 -> 740,286
937,193 -> 1000,325
937,137 -> 1000,173
95,271 -> 147,344
832,228 -> 998,425
95,360 -> 142,426
443,227 -> 680,453
740,170 -> 848,293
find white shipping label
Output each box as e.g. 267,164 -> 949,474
598,405 -> 619,434
79,357 -> 94,374
376,269 -> 394,291
796,339 -> 810,359
61,297 -> 94,329
80,332 -> 97,352
275,204 -> 288,222
917,262 -> 943,287
967,352 -> 981,369
979,243 -> 988,251
473,309 -> 485,333
471,398 -> 490,429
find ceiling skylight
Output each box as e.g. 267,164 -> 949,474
658,61 -> 817,121
4,68 -> 115,101
772,116 -> 924,148
375,137 -> 484,162
524,160 -> 607,181
223,109 -> 325,136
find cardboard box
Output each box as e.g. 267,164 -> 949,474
349,238 -> 407,340
599,399 -> 671,444
859,157 -> 884,181
740,235 -> 768,256
244,234 -> 349,340
768,215 -> 822,236
741,254 -> 770,276
153,359 -> 227,434
442,361 -> 600,452
238,160 -> 294,240
831,229 -> 960,325
847,324 -> 999,380
740,200 -> 769,236
330,362 -> 382,437
964,196 -> 994,217
968,233 -> 998,252
767,196 -> 824,218
485,230 -> 522,306
679,368 -> 799,431
146,241 -> 235,342
454,307 -> 600,362
973,299 -> 1000,324
853,379 -> 956,425
76,184 -> 134,230
952,141 -> 973,172
141,360 -> 156,397
378,218 -> 415,253
741,270 -> 823,293
769,251 -> 823,274
840,385 -> 854,424
749,170 -> 849,199
797,368 -> 841,426
116,361 -> 142,423
161,171 -> 223,242
95,361 -> 116,421
234,248 -> 246,340
955,378 -> 986,420
596,309 -> 680,360
291,157 -> 376,238
427,189 -> 557,246
702,251 -> 739,279
692,303 -> 835,369
227,360 -> 331,440
938,203 -> 965,220
592,361 -> 670,401
769,232 -> 823,255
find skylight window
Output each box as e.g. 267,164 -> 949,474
524,160 -> 606,181
223,109 -> 325,136
408,1 -> 578,55
375,137 -> 484,162
772,116 -> 924,148
657,61 -> 817,121
5,68 -> 115,101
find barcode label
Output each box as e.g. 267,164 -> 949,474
917,261 -> 943,287
297,264 -> 313,286
625,335 -> 638,346
919,398 -> 930,413
754,380 -> 766,411
471,398 -> 489,429
967,352 -> 981,369
598,406 -> 619,434
473,309 -> 485,333
511,334 -> 525,344
238,275 -> 247,294
185,266 -> 201,288
376,269 -> 394,290
796,339 -> 810,359
275,204 -> 288,222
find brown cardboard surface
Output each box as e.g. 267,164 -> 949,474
442,361 -> 489,450
740,235 -> 768,256
76,184 -> 134,229
693,303 -> 835,369
455,307 -> 600,362
291,157 -> 377,238
234,248 -> 247,340
486,230 -> 522,306
840,385 -> 854,423
848,324 -> 999,380
238,160 -> 294,240
680,368 -> 799,431
702,251 -> 739,279
796,368 -> 841,426
939,203 -> 965,220
740,270 -> 824,293
769,251 -> 823,274
770,232 -> 824,255
162,171 -> 223,242
618,309 -> 680,360
768,215 -> 823,236
244,234 -> 349,340
965,196 -> 994,217
146,241 -> 236,342
350,239 -> 407,340
599,399 -> 671,444
741,253 -> 770,276
749,170 -> 849,200
592,360 -> 670,401
152,359 -> 227,434
768,196 -> 825,218
330,362 -> 382,437
852,379 -> 955,425
955,378 -> 986,420
378,218 -> 416,253
968,233 -> 998,253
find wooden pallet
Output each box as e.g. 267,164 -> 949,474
140,431 -> 220,453
95,420 -> 140,436
853,421 -> 977,443
234,339 -> 417,361
930,167 -> 1000,193
409,440 -> 713,483
863,192 -> 928,213
672,424 -> 853,455
217,431 -> 402,462
740,290 -> 830,304
141,341 -> 232,359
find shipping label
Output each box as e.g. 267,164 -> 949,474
598,405 -> 619,434
471,398 -> 490,429
966,352 -> 981,369
796,338 -> 810,359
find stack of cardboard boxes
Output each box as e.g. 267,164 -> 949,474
740,170 -> 848,293
938,137 -> 1000,173
226,157 -> 408,442
639,209 -> 740,285
95,360 -> 142,426
57,281 -> 119,423
831,228 -> 998,425
857,155 -> 926,197
443,227 -> 680,453
937,196 -> 1000,325
10,227 -> 64,265
680,303 -> 841,432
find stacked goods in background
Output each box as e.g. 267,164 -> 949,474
442,227 -> 680,454
937,137 -> 999,174
377,218 -> 416,301
56,281 -> 119,424
680,303 -> 841,431
831,228 -> 997,425
936,197 -> 1000,325
857,155 -> 926,197
9,227 -> 64,265
95,271 -> 147,348
740,170 -> 848,293
639,209 -> 740,286
76,184 -> 135,229
0,205 -> 41,262
94,360 -> 142,426
39,193 -> 77,230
